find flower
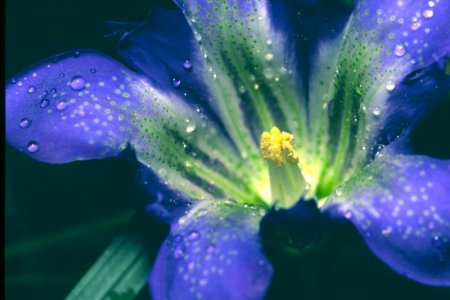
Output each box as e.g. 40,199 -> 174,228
5,0 -> 450,299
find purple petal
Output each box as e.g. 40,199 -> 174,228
307,0 -> 450,195
114,9 -> 212,108
6,50 -> 259,205
325,150 -> 450,285
6,50 -> 135,163
149,200 -> 272,300
172,0 -> 312,160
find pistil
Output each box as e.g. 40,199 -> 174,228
260,127 -> 307,209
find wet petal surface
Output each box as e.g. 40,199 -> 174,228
325,149 -> 450,285
6,50 -> 264,205
150,200 -> 272,300
308,0 -> 450,196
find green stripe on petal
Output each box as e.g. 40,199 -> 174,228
127,71 -> 268,205
176,0 -> 309,164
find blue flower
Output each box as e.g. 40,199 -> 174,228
5,0 -> 450,299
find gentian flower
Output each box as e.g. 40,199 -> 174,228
6,0 -> 450,299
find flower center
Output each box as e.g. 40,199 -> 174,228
260,127 -> 307,209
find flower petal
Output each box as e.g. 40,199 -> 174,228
114,9 -> 211,109
6,50 -> 133,163
173,0 -> 312,162
149,200 -> 272,300
308,0 -> 450,196
325,150 -> 450,285
6,50 -> 265,205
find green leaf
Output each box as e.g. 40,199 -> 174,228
65,213 -> 166,300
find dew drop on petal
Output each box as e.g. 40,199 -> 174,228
264,53 -> 274,61
372,106 -> 381,116
185,120 -> 196,133
172,77 -> 181,88
40,99 -> 50,108
32,72 -> 38,78
50,88 -> 57,95
28,86 -> 36,94
410,22 -> 421,31
344,211 -> 353,219
173,244 -> 185,259
183,60 -> 193,70
11,77 -> 16,84
385,81 -> 396,91
70,75 -> 86,91
27,141 -> 39,153
187,230 -> 200,241
206,244 -> 216,254
90,68 -> 96,73
394,43 -> 406,57
422,9 -> 434,18
19,118 -> 31,128
56,100 -> 68,110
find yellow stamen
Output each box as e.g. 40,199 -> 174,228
260,127 -> 299,166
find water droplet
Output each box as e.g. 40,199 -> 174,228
40,99 -> 50,108
186,122 -> 196,133
335,188 -> 343,197
11,77 -> 16,84
344,211 -> 353,219
77,109 -> 86,117
264,52 -> 274,61
50,88 -> 57,95
187,231 -> 200,241
171,77 -> 181,88
422,9 -> 434,18
27,141 -> 39,153
394,43 -> 406,57
90,68 -> 96,73
70,75 -> 86,91
173,244 -> 185,259
27,86 -> 36,94
32,72 -> 38,78
74,51 -> 80,57
19,118 -> 31,128
432,235 -> 443,247
410,21 -> 421,31
56,100 -> 68,110
183,60 -> 193,70
372,106 -> 381,116
206,244 -> 216,253
385,81 -> 396,91
428,1 -> 435,7
264,68 -> 274,79
17,81 -> 23,87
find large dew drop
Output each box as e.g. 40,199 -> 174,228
183,60 -> 193,70
172,77 -> 181,88
27,141 -> 39,153
56,100 -> 68,111
385,81 -> 396,92
70,75 -> 86,91
28,86 -> 36,94
19,118 -> 31,128
422,9 -> 434,18
40,99 -> 50,108
394,44 -> 406,57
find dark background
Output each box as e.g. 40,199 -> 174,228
5,0 -> 450,299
